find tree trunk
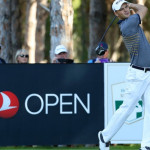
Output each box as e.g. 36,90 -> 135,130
0,0 -> 12,63
36,0 -> 49,63
137,0 -> 146,5
0,0 -> 26,63
73,0 -> 89,63
10,0 -> 24,62
89,0 -> 107,59
25,0 -> 37,63
50,0 -> 74,61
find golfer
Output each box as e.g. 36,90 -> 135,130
98,0 -> 150,150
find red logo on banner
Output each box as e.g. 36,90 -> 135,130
0,91 -> 19,119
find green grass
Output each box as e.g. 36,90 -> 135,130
0,145 -> 141,150
0,144 -> 140,150
111,144 -> 140,150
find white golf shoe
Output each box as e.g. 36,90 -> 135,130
98,131 -> 110,150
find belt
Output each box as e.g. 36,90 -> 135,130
131,65 -> 150,72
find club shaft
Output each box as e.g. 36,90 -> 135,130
100,16 -> 117,42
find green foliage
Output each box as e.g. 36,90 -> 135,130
73,0 -> 89,63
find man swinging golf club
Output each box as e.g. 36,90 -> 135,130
98,0 -> 150,150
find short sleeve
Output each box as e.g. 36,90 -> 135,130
120,14 -> 141,36
128,14 -> 141,27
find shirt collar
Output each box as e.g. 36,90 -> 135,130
117,19 -> 124,24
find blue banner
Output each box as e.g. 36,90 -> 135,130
0,64 -> 104,146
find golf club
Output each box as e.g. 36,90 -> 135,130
95,16 -> 117,55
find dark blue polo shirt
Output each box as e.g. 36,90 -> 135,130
118,14 -> 150,67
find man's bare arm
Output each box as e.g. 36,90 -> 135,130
129,3 -> 148,20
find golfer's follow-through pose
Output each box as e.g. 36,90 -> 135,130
98,0 -> 150,150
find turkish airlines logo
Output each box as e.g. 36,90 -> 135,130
0,91 -> 19,119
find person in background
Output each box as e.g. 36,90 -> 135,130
52,45 -> 73,64
88,42 -> 112,63
15,49 -> 29,63
0,57 -> 6,64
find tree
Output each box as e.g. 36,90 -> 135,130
0,0 -> 11,62
0,0 -> 23,63
36,0 -> 49,63
24,0 -> 37,63
73,0 -> 89,63
50,0 -> 74,62
10,0 -> 25,62
89,0 -> 107,59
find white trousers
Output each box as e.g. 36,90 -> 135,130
102,66 -> 150,147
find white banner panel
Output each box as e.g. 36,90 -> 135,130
104,63 -> 144,144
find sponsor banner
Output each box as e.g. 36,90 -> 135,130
104,63 -> 144,144
0,64 -> 104,146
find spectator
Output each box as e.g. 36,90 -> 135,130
0,57 -> 6,64
52,45 -> 74,64
52,45 -> 74,148
15,49 -> 29,63
88,42 -> 112,63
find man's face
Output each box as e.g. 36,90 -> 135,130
115,3 -> 130,19
56,52 -> 68,59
